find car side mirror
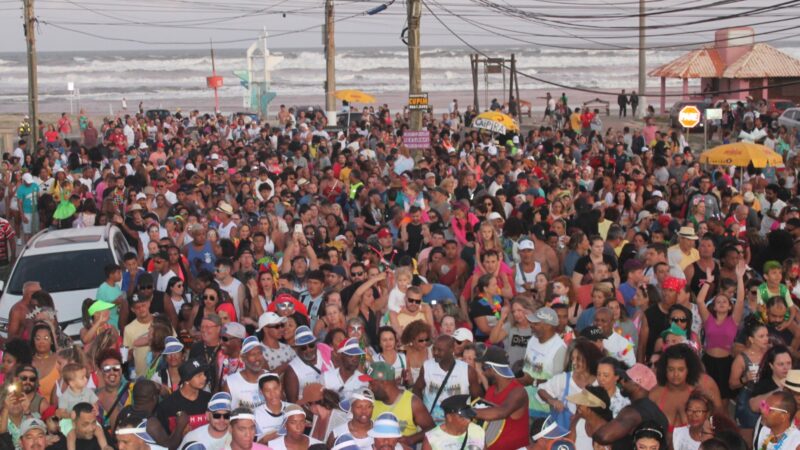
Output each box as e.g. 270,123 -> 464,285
0,280 -> 5,293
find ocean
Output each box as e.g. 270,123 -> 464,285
1,45 -> 799,114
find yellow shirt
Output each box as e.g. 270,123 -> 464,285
570,113 -> 581,132
372,390 -> 417,437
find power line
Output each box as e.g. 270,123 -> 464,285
422,0 -> 800,98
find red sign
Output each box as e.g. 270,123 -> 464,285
403,130 -> 430,149
206,76 -> 224,88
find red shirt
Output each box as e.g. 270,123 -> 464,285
485,380 -> 529,450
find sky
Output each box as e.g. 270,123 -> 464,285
0,0 -> 798,53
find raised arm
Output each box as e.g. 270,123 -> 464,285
695,266 -> 714,322
732,260 -> 747,326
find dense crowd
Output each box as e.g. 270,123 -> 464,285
0,94 -> 799,450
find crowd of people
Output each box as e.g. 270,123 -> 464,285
0,93 -> 799,450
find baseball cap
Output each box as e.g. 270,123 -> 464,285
207,392 -> 232,412
87,300 -> 116,316
22,173 -> 34,184
623,258 -> 644,273
359,361 -> 396,382
526,307 -> 559,326
636,210 -> 652,224
369,413 -> 403,439
580,326 -> 605,342
162,336 -> 184,355
241,336 -> 265,355
488,212 -> 503,221
178,358 -> 207,383
452,328 -> 474,343
294,325 -> 316,346
377,228 -> 392,239
440,395 -> 476,419
478,346 -> 515,378
626,363 -> 657,391
20,418 -> 46,437
258,312 -> 287,330
338,337 -> 365,356
222,322 -> 246,340
518,239 -> 535,251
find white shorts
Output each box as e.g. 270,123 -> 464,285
22,213 -> 32,234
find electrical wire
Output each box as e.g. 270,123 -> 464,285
422,0 -> 800,98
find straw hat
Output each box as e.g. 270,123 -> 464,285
216,201 -> 234,216
677,226 -> 698,240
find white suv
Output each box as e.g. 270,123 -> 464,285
0,225 -> 132,337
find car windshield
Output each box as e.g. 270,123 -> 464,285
6,249 -> 113,295
775,102 -> 794,110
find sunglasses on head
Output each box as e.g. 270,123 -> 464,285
102,365 -> 121,373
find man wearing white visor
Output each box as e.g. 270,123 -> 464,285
369,412 -> 405,450
227,407 -> 271,450
180,392 -> 232,450
116,414 -> 169,450
329,387 -> 375,449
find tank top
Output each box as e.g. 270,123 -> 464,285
397,309 -> 426,331
217,221 -> 236,240
288,353 -> 331,401
226,371 -> 265,410
611,398 -> 668,450
425,423 -> 485,450
423,359 -> 470,423
484,380 -> 528,450
332,423 -> 373,450
372,390 -> 417,437
703,315 -> 737,352
187,241 -> 216,276
689,261 -> 720,297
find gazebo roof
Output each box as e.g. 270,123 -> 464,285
722,43 -> 800,78
648,48 -> 724,78
649,43 -> 800,79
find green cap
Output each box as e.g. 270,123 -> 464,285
660,322 -> 687,340
764,260 -> 782,274
358,361 -> 396,382
87,300 -> 116,316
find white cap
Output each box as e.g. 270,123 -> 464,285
518,239 -> 535,251
22,173 -> 33,184
657,200 -> 669,213
210,153 -> 220,160
488,212 -> 503,221
136,192 -> 147,200
452,328 -> 474,342
258,312 -> 287,330
185,163 -> 197,172
744,191 -> 756,203
651,190 -> 663,198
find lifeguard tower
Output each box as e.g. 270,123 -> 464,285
234,31 -> 283,118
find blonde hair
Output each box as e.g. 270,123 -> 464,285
62,363 -> 87,383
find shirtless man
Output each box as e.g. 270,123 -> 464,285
531,225 -> 559,279
648,343 -> 723,431
9,281 -> 40,339
429,240 -> 468,296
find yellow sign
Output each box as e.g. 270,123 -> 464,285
408,93 -> 429,111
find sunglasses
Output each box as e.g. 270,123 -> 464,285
212,413 -> 231,420
203,295 -> 218,301
407,298 -> 422,304
276,302 -> 292,309
19,376 -> 37,382
351,271 -> 365,277
671,317 -> 688,324
221,336 -> 237,342
267,324 -> 285,329
102,365 -> 122,373
139,285 -> 154,290
295,343 -> 315,351
417,337 -> 431,344
760,400 -> 789,414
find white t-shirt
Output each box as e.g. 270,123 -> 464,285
254,401 -> 292,441
603,331 -> 636,368
332,423 -> 373,450
267,436 -> 322,450
181,424 -> 231,450
540,372 -> 582,414
756,425 -> 800,450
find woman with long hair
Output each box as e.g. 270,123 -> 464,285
400,320 -> 432,386
468,273 -> 504,343
730,318 -> 769,443
538,338 -> 604,416
488,296 -> 532,369
31,322 -> 59,402
594,357 -> 630,418
748,344 -> 792,414
163,276 -> 188,330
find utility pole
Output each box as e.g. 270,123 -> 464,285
407,0 -> 422,131
23,0 -> 39,152
324,0 -> 336,126
637,0 -> 646,118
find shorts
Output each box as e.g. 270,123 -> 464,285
22,213 -> 32,234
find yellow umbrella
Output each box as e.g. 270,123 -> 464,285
473,111 -> 519,134
334,89 -> 376,104
698,142 -> 783,168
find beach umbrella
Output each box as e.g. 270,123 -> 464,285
698,142 -> 783,168
472,111 -> 519,134
334,90 -> 376,104
334,90 -> 376,129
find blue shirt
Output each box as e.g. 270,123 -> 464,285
619,282 -> 638,317
576,307 -> 597,333
121,268 -> 144,294
16,183 -> 39,214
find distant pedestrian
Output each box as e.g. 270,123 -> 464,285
630,90 -> 640,117
618,89 -> 629,118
